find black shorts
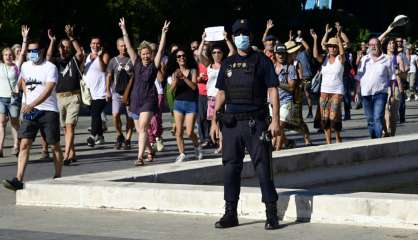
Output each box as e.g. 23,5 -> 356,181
18,111 -> 60,144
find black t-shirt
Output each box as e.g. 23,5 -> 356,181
52,56 -> 81,93
174,69 -> 198,102
215,51 -> 278,112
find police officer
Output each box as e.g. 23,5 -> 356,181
210,19 -> 281,230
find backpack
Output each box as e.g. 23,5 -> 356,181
114,57 -> 131,95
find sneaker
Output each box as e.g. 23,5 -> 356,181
124,139 -> 131,150
102,121 -> 108,132
175,153 -> 187,163
95,136 -> 105,145
63,159 -> 71,166
195,146 -> 203,160
406,97 -> 411,102
2,178 -> 23,191
115,135 -> 125,150
87,136 -> 95,147
155,137 -> 164,152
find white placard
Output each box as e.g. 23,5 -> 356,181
205,26 -> 225,42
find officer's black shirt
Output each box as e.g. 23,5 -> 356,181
215,50 -> 278,113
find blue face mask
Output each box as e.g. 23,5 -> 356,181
234,35 -> 250,50
27,51 -> 40,62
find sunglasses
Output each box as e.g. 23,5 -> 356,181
212,51 -> 222,55
27,49 -> 40,53
176,54 -> 186,59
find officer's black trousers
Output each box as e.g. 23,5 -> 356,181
221,119 -> 278,203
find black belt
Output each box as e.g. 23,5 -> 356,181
224,108 -> 268,121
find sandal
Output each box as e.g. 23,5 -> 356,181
134,158 -> 145,166
145,151 -> 154,162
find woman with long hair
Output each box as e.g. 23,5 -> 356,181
166,47 -> 202,162
120,17 -> 170,166
0,25 -> 29,157
383,38 -> 404,137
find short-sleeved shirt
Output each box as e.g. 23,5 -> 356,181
277,64 -> 297,104
296,50 -> 313,79
197,63 -> 208,96
409,54 -> 417,73
356,54 -> 392,96
106,56 -> 133,92
129,60 -> 158,114
20,61 -> 59,112
216,51 -> 278,113
51,56 -> 81,93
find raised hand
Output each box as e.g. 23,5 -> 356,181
21,25 -> 30,40
65,24 -> 74,38
47,29 -> 56,41
202,31 -> 207,41
223,31 -> 228,40
325,24 -> 333,34
162,20 -> 170,33
310,29 -> 317,39
289,30 -> 293,40
266,19 -> 274,30
119,17 -> 126,31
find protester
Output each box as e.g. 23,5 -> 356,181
406,45 -> 418,101
119,17 -> 170,166
382,38 -> 404,137
396,37 -> 408,123
84,37 -> 110,147
355,38 -> 392,139
46,25 -> 84,165
198,31 -> 236,153
274,42 -> 312,150
3,40 -> 63,191
261,19 -> 277,61
0,25 -> 29,157
106,38 -> 134,150
312,26 -> 346,144
167,47 -> 203,163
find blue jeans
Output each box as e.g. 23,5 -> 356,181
362,93 -> 388,139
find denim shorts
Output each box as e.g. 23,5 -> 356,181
130,112 -> 140,120
174,100 -> 198,115
0,97 -> 20,118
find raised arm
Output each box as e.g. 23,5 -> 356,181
288,30 -> 293,42
225,31 -> 236,56
197,32 -> 210,66
310,29 -> 323,63
16,25 -> 29,68
340,31 -> 350,48
321,24 -> 332,50
262,19 -> 274,43
119,17 -> 137,63
154,20 -> 170,69
378,24 -> 395,42
65,25 -> 84,62
46,29 -> 56,61
337,30 -> 346,64
301,38 -> 311,54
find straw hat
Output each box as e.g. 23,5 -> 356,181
326,37 -> 339,47
284,41 -> 301,54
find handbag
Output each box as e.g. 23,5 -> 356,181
310,71 -> 322,94
3,64 -> 22,106
74,57 -> 92,106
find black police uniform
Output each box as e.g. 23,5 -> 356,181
215,50 -> 279,204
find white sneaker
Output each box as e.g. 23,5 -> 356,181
175,153 -> 187,163
195,146 -> 203,160
156,137 -> 164,152
406,97 -> 411,102
95,136 -> 105,145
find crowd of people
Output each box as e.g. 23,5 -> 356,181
0,17 -> 417,193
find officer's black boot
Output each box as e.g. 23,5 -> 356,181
264,202 -> 280,230
215,201 -> 239,228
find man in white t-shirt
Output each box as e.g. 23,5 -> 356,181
3,41 -> 63,191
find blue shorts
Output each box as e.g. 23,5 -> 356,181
174,100 -> 198,115
131,112 -> 140,120
0,97 -> 20,118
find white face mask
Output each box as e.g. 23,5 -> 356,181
234,35 -> 250,50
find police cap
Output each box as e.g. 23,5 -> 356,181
232,19 -> 251,35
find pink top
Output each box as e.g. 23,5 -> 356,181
197,63 -> 208,96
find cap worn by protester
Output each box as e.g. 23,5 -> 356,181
265,35 -> 277,42
274,43 -> 287,54
284,41 -> 301,54
232,19 -> 251,35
